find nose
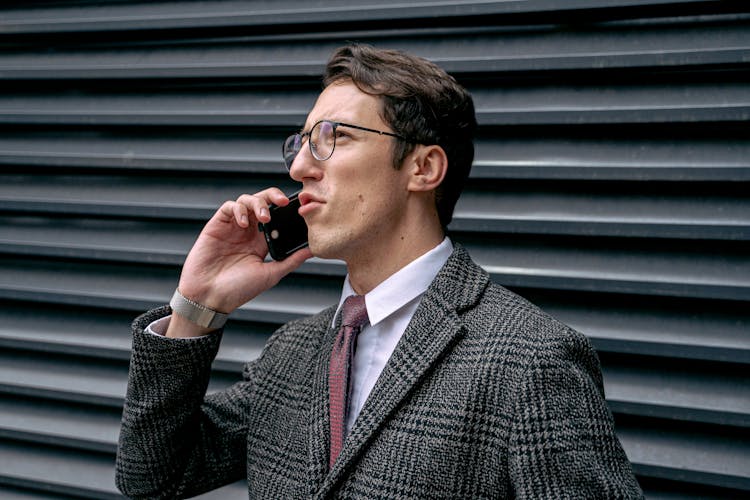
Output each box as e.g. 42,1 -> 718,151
288,140 -> 322,183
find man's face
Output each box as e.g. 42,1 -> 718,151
288,80 -> 412,262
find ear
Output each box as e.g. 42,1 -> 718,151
406,144 -> 448,193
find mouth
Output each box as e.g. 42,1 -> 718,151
298,192 -> 320,206
298,192 -> 324,216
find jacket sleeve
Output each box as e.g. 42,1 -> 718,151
115,306 -> 259,499
507,325 -> 643,499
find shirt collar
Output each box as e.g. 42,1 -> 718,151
333,237 -> 454,327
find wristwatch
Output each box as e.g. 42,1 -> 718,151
169,289 -> 229,329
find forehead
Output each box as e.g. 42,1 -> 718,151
304,80 -> 384,129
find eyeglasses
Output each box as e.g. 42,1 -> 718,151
282,119 -> 408,171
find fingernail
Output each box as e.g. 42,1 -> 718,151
241,215 -> 248,225
260,208 -> 268,218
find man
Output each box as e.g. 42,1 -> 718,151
116,44 -> 642,498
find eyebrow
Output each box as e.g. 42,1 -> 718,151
298,119 -> 322,135
298,118 -> 336,135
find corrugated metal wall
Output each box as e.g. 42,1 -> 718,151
0,1 -> 748,498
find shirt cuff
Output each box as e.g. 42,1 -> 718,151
145,314 -> 210,339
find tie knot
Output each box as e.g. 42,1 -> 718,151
341,295 -> 368,329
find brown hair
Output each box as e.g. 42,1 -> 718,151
324,43 -> 476,228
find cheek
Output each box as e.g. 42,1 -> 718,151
357,193 -> 366,217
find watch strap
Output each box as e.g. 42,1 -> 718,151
169,289 -> 229,329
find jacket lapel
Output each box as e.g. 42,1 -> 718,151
316,244 -> 489,495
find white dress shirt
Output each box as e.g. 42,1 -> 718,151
333,237 -> 453,435
148,237 -> 454,436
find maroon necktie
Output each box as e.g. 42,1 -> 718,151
329,294 -> 369,469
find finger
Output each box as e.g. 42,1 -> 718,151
233,194 -> 267,224
288,246 -> 313,264
236,188 -> 289,224
238,187 -> 288,207
216,200 -> 237,223
232,201 -> 250,228
264,188 -> 291,207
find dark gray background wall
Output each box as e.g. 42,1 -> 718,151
0,1 -> 748,498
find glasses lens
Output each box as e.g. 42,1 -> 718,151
310,121 -> 335,161
283,133 -> 301,170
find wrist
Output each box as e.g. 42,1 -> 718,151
169,289 -> 229,330
165,310 -> 216,338
175,281 -> 225,311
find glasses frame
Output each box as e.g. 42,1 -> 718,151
283,119 -> 409,171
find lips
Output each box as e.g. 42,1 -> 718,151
298,192 -> 320,206
298,192 -> 324,216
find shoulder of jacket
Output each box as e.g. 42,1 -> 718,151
467,282 -> 594,365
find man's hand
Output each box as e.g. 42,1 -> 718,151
166,187 -> 312,338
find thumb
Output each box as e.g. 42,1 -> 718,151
266,247 -> 313,282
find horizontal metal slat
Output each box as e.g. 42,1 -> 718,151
2,226 -> 748,303
1,0 -> 744,35
0,352 -> 127,408
0,134 -> 290,174
0,396 -> 270,500
454,189 -> 750,240
0,90 -> 312,127
0,216 -> 202,266
1,23 -> 748,79
535,297 -> 750,364
0,215 -> 746,301
0,198 -> 215,221
0,257 -> 340,325
0,439 -> 254,500
0,439 -> 120,499
619,424 -> 750,491
0,349 -> 240,408
1,172 -> 747,240
0,485 -> 74,500
2,135 -> 748,182
2,82 -> 748,127
603,359 -> 750,426
0,301 -> 274,370
471,138 -> 750,182
464,239 -> 750,301
0,193 -> 746,250
644,485 -> 748,500
193,482 -> 247,500
473,83 -> 750,126
0,174 -> 299,215
0,397 -> 119,454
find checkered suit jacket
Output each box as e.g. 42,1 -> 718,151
116,245 -> 642,499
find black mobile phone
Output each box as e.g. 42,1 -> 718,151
258,191 -> 309,261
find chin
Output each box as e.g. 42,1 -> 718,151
307,231 -> 348,261
307,241 -> 337,261
306,233 -> 328,259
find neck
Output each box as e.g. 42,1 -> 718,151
346,214 -> 445,295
